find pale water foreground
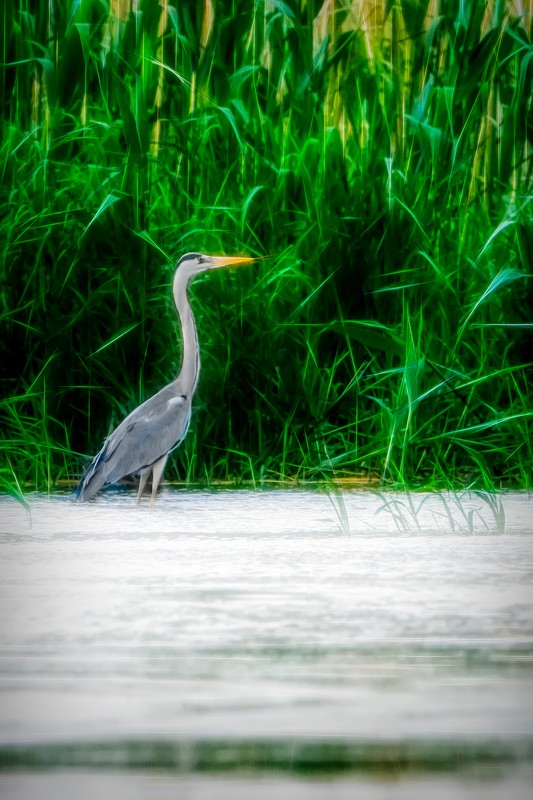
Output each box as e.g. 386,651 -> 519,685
0,489 -> 532,798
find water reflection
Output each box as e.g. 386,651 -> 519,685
2,766 -> 533,800
2,488 -> 532,537
0,490 -> 532,793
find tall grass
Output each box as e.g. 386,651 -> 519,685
1,0 -> 532,493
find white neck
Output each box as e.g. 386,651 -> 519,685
172,263 -> 200,396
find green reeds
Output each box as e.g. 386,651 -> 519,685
1,0 -> 531,493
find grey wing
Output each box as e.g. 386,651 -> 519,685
76,390 -> 191,501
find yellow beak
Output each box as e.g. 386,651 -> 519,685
210,255 -> 258,269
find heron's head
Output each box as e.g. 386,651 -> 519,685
176,252 -> 257,280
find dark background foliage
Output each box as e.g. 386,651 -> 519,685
1,0 -> 532,492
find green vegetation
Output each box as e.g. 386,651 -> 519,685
1,0 -> 532,494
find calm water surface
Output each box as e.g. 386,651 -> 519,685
0,490 -> 532,798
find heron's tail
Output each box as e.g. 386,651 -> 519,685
75,470 -> 107,502
75,443 -> 110,501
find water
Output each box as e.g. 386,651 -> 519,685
0,489 -> 532,798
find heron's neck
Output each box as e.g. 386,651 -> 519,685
173,266 -> 200,396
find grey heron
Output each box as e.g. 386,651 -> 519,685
75,252 -> 257,503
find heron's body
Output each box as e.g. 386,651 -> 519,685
75,252 -> 255,503
75,381 -> 191,502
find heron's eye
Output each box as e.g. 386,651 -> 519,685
197,256 -> 206,264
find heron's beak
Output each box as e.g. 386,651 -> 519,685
209,255 -> 258,269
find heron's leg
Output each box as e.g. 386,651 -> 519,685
150,453 -> 169,506
136,469 -> 150,503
